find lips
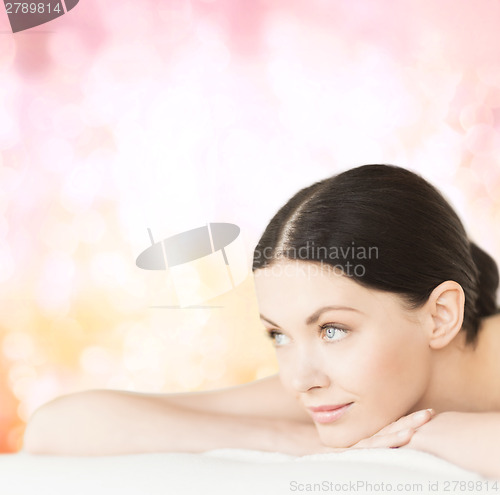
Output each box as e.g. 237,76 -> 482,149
306,402 -> 353,424
307,403 -> 352,412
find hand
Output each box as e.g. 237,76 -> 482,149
348,408 -> 436,450
400,411 -> 500,479
288,408 -> 436,456
400,410 -> 493,453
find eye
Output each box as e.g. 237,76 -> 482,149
265,324 -> 349,347
319,324 -> 349,342
266,330 -> 290,346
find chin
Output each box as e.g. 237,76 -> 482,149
316,426 -> 363,449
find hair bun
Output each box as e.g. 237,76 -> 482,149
469,241 -> 500,318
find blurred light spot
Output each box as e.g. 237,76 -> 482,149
15,170 -> 48,214
200,356 -> 226,380
50,317 -> 83,340
173,365 -> 203,390
106,374 -> 133,390
22,372 -> 61,419
175,325 -> 198,345
484,88 -> 500,108
80,346 -> 114,376
28,97 -> 56,132
157,0 -> 193,24
0,108 -> 19,149
198,334 -> 227,357
100,41 -> 162,82
0,162 -> 26,198
52,104 -> 85,140
459,104 -> 493,131
195,19 -> 223,44
470,156 -> 500,183
102,2 -> 154,36
17,401 -> 31,422
48,30 -> 91,70
2,332 -> 35,361
198,41 -> 231,74
72,210 -> 106,244
477,65 -> 500,86
31,348 -> 48,367
90,251 -> 128,287
454,166 -> 482,207
131,368 -> 167,391
410,126 -> 462,181
41,220 -> 79,254
80,88 -> 118,127
209,92 -> 238,128
12,375 -> 37,401
60,164 -> 102,213
7,424 -> 24,452
0,244 -> 15,282
465,124 -> 500,156
8,363 -> 37,386
73,148 -> 116,205
255,366 -> 279,380
0,36 -> 16,70
35,252 -> 75,315
0,215 -> 9,238
124,326 -> 164,372
37,136 -> 75,173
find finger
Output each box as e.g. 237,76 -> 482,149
352,427 -> 416,450
376,408 -> 435,436
348,409 -> 436,450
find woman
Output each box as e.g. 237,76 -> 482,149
23,164 -> 500,479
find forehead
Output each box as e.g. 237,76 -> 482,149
254,260 -> 355,286
253,260 -> 400,317
254,260 -> 363,299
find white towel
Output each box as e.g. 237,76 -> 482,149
0,447 -> 488,495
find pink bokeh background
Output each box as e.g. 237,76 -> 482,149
1,0 -> 499,453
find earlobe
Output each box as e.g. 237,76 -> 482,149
427,281 -> 465,350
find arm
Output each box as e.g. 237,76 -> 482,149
22,386 -> 334,456
22,375 -> 433,457
404,411 -> 500,480
148,373 -> 312,423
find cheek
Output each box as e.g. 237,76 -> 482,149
355,329 -> 430,403
275,352 -> 299,391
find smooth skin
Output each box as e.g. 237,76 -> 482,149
22,370 -> 434,457
254,260 -> 500,478
22,259 -> 500,478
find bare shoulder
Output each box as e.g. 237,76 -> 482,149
146,373 -> 314,424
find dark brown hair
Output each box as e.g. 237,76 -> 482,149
252,164 -> 499,346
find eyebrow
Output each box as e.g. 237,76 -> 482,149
259,305 -> 363,328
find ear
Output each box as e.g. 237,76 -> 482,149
425,280 -> 465,350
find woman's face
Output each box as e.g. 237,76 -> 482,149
253,259 -> 433,448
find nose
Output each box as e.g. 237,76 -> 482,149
290,348 -> 330,393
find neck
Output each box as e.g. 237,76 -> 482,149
409,321 -> 498,414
